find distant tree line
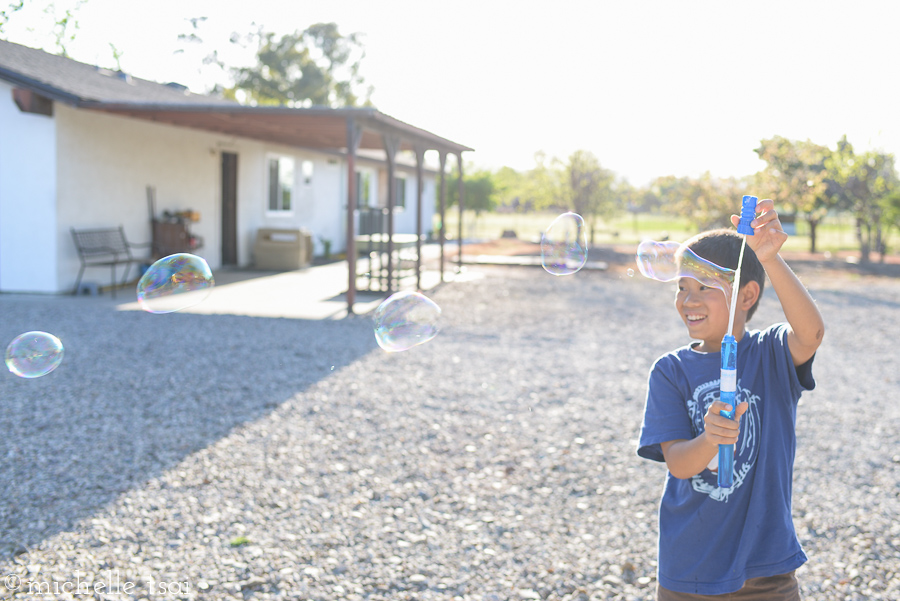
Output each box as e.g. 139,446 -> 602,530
444,136 -> 900,263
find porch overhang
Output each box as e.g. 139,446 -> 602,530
78,102 -> 473,155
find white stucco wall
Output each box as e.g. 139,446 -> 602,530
55,105 -> 224,292
310,157 -> 345,256
0,80 -> 58,292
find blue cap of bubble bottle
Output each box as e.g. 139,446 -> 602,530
737,195 -> 757,236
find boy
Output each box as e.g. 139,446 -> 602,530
637,198 -> 825,599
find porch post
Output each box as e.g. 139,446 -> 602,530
438,150 -> 447,283
346,118 -> 362,313
457,153 -> 465,271
415,146 -> 426,291
382,134 -> 400,292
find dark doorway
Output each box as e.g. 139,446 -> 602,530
221,152 -> 238,266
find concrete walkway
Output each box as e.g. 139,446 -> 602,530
114,244 -> 477,320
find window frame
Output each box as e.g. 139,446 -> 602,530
394,175 -> 407,210
266,155 -> 296,215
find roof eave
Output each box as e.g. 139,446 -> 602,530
0,66 -> 84,105
80,101 -> 474,154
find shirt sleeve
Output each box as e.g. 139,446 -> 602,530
637,355 -> 695,462
768,323 -> 817,398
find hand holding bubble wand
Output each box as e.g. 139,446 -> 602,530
717,195 -> 757,488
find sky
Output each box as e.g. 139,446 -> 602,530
3,0 -> 899,186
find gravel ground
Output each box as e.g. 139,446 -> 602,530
1,262 -> 898,600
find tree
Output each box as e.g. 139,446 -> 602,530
0,1 -> 24,34
826,136 -> 898,262
879,188 -> 900,259
755,136 -> 837,252
227,23 -> 371,107
615,178 -> 650,235
491,166 -> 528,212
653,173 -> 746,231
561,150 -> 616,244
48,0 -> 86,57
0,0 -> 86,56
444,165 -> 497,216
521,152 -> 566,212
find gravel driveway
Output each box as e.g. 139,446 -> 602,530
1,263 -> 898,600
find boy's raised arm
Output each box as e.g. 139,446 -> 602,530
732,199 -> 825,366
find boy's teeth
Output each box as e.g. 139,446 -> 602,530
687,315 -> 705,321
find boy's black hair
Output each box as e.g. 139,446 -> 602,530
684,229 -> 766,321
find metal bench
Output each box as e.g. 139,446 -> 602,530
70,226 -> 151,297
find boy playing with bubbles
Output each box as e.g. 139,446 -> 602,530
637,199 -> 825,599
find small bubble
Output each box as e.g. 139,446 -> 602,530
137,253 -> 214,314
5,331 -> 64,378
373,291 -> 441,352
540,212 -> 588,276
626,268 -> 635,277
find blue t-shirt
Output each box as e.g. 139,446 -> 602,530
637,323 -> 815,595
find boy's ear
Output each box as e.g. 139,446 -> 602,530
740,281 -> 760,311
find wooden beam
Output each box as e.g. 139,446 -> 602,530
12,88 -> 53,116
382,134 -> 400,292
415,146 -> 426,291
346,118 -> 363,313
457,153 -> 465,271
438,151 -> 448,283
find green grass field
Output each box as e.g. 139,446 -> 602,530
436,210 -> 865,253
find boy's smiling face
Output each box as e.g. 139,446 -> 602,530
675,277 -> 732,352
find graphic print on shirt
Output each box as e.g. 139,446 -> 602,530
684,378 -> 760,502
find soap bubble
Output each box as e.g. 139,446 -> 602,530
626,268 -> 635,277
635,240 -> 735,296
541,212 -> 588,276
5,331 -> 64,378
137,253 -> 215,314
373,290 -> 441,352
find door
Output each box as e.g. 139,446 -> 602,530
221,152 -> 238,265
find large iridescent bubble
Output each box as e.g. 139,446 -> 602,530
540,212 -> 588,276
5,331 -> 64,378
635,240 -> 735,296
137,253 -> 215,314
373,291 -> 441,352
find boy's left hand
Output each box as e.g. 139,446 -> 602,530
731,198 -> 787,263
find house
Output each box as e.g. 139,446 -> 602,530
0,39 -> 471,297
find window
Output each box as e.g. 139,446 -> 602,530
394,176 -> 407,209
268,157 -> 295,212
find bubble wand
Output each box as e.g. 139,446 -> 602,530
717,195 -> 756,488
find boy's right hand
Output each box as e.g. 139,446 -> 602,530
703,401 -> 749,446
730,198 -> 787,263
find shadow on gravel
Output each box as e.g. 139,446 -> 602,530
0,297 -> 378,560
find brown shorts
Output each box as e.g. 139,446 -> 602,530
657,571 -> 800,601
